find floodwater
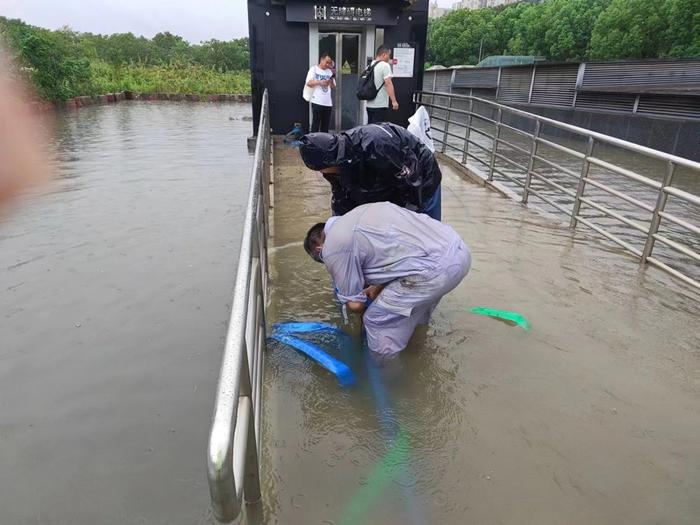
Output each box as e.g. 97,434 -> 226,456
0,102 -> 253,524
2,101 -> 699,525
263,141 -> 699,524
431,98 -> 700,283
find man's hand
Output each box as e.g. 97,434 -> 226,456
391,100 -> 399,111
363,283 -> 385,301
347,301 -> 367,313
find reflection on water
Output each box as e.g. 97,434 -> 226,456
0,102 -> 252,524
263,141 -> 700,525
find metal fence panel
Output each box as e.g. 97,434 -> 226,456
530,64 -> 579,107
415,89 -> 700,291
497,66 -> 533,104
637,95 -> 700,120
582,59 -> 700,89
453,67 -> 499,89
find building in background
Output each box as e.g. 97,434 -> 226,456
452,0 -> 521,9
429,1 -> 451,18
248,1 -> 430,134
430,0 -> 534,18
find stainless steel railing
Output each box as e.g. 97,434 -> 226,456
207,89 -> 271,523
415,90 -> 700,291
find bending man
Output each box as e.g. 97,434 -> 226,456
304,202 -> 471,356
299,122 -> 442,220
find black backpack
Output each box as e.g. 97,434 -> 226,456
356,61 -> 385,101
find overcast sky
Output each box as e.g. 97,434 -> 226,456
1,0 -> 456,42
0,0 -> 251,43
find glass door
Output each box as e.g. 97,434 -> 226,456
318,32 -> 361,130
339,34 -> 360,130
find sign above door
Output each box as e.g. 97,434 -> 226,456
286,2 -> 401,25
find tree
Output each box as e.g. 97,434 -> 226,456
539,0 -> 611,61
503,3 -> 548,56
588,0 -> 669,59
151,31 -> 189,63
190,38 -> 249,71
15,30 -> 92,100
491,3 -> 533,55
428,8 -> 498,66
662,0 -> 700,57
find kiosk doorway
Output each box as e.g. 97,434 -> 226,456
319,32 -> 361,130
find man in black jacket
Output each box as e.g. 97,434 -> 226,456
298,122 -> 442,220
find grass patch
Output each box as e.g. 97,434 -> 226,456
89,61 -> 250,96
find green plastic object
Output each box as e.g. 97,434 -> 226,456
340,430 -> 410,525
469,307 -> 531,331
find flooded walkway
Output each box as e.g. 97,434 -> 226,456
262,139 -> 700,524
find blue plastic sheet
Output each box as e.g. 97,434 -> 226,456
271,323 -> 356,387
272,321 -> 346,336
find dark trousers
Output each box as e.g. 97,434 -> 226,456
311,103 -> 332,133
366,106 -> 389,124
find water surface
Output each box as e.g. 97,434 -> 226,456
0,101 -> 252,524
262,141 -> 700,525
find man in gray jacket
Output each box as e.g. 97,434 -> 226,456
304,202 -> 471,355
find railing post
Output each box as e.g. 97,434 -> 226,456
522,120 -> 541,204
442,95 -> 453,154
462,97 -> 474,165
488,108 -> 502,182
571,136 -> 595,228
641,161 -> 676,264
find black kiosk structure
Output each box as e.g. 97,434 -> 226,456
248,0 -> 429,134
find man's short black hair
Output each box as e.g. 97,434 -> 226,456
376,45 -> 391,57
320,52 -> 332,61
304,222 -> 326,263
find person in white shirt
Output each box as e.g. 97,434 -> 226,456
366,46 -> 399,124
306,53 -> 336,132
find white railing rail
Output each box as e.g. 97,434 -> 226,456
207,89 -> 271,523
415,90 -> 700,291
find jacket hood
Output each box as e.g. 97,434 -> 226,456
299,132 -> 342,170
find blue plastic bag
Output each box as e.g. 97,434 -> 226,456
271,322 -> 356,387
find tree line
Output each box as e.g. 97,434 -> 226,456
427,0 -> 700,66
0,16 -> 250,101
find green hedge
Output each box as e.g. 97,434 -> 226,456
0,16 -> 251,101
90,62 -> 250,96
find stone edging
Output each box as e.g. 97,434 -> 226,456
38,92 -> 252,111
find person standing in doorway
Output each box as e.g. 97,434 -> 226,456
366,46 -> 399,124
306,53 -> 336,133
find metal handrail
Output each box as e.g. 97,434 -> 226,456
415,90 -> 700,291
207,89 -> 271,523
418,90 -> 700,171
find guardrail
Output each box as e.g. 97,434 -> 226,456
415,90 -> 700,291
207,89 -> 271,522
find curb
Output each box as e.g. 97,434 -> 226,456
35,92 -> 252,112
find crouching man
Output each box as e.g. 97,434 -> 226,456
298,122 -> 442,220
304,202 -> 471,356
